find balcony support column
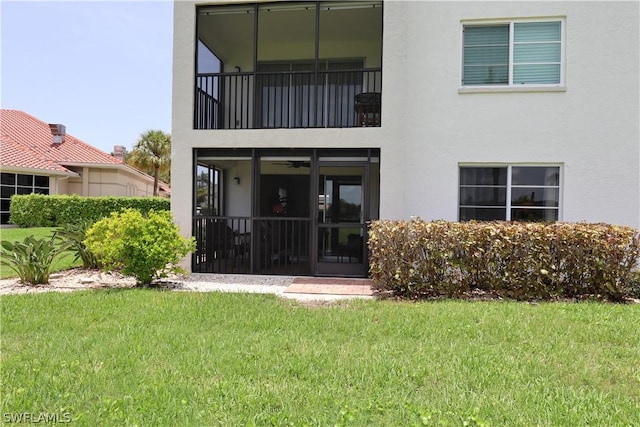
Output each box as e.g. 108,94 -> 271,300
252,3 -> 259,129
314,1 -> 320,126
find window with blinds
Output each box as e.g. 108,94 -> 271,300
462,20 -> 563,87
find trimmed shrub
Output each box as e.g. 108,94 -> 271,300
369,219 -> 640,301
623,270 -> 640,299
9,194 -> 170,227
84,209 -> 195,285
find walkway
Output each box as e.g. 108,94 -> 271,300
181,274 -> 375,301
0,271 -> 376,301
283,277 -> 374,299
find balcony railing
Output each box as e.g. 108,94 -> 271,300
193,216 -> 312,275
194,68 -> 382,130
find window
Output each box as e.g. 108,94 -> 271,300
195,164 -> 223,216
1,173 -> 49,224
462,20 -> 563,87
459,165 -> 560,221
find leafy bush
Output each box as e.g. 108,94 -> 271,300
84,209 -> 195,285
9,194 -> 170,227
624,270 -> 640,299
369,219 -> 640,301
54,221 -> 100,269
0,236 -> 68,285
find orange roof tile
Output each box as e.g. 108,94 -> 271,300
0,109 -> 122,172
0,134 -> 72,174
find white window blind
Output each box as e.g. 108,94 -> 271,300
513,22 -> 561,84
463,25 -> 509,85
463,20 -> 563,87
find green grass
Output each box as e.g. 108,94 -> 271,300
0,227 -> 82,279
1,291 -> 639,426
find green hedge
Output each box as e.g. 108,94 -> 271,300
9,194 -> 170,227
368,219 -> 640,301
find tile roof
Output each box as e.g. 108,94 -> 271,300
0,134 -> 72,174
0,109 -> 123,173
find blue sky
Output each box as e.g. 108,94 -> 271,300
1,0 -> 173,155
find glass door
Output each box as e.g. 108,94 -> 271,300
316,163 -> 367,276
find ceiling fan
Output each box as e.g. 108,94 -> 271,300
273,160 -> 311,168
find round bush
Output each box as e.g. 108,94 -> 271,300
85,209 -> 195,285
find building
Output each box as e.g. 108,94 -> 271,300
171,1 -> 640,277
1,109 -> 170,225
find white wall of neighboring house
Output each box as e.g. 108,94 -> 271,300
172,0 -> 640,243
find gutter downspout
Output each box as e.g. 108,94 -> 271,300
82,167 -> 90,196
55,175 -> 70,195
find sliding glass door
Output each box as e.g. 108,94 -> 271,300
256,60 -> 363,128
316,162 -> 368,276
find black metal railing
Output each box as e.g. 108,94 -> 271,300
193,216 -> 312,275
194,87 -> 220,130
193,216 -> 252,274
194,68 -> 382,130
255,217 -> 311,275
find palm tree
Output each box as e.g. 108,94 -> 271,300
128,130 -> 171,196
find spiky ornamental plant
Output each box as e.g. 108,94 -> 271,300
54,221 -> 100,269
0,236 -> 69,285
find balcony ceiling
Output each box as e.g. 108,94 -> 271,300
199,6 -> 382,63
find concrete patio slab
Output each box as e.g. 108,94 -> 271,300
284,277 -> 375,296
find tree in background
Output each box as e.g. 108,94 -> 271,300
128,130 -> 171,196
114,146 -> 169,185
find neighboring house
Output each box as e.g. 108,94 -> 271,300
171,1 -> 639,277
0,109 -> 170,225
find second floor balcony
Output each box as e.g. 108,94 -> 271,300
195,1 -> 383,130
195,67 -> 382,129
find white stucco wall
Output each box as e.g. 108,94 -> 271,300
173,0 -> 640,245
226,160 -> 252,217
400,1 -> 639,227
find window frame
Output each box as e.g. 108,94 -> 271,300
460,17 -> 566,92
458,164 -> 563,222
1,172 -> 50,224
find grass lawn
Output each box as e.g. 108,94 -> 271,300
0,227 -> 82,279
1,291 -> 639,426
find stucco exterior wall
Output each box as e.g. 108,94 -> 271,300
226,160 -> 252,217
173,0 -> 639,241
400,1 -> 639,228
64,167 -> 156,197
67,180 -> 82,195
53,176 -> 68,195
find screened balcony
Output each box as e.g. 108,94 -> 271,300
192,148 -> 380,277
195,1 -> 383,130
